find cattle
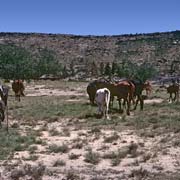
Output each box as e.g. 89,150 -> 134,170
95,88 -> 111,119
167,84 -> 179,102
12,80 -> 25,101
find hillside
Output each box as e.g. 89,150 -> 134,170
0,31 -> 180,78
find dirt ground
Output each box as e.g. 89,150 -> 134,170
0,81 -> 180,180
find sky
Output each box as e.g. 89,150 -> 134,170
0,0 -> 179,35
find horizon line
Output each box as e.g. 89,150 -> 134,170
0,29 -> 180,37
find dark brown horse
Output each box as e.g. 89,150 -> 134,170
167,84 -> 179,102
87,78 -> 111,105
130,80 -> 150,110
12,80 -> 25,101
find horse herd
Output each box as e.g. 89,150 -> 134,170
87,78 -> 179,119
0,78 -> 179,125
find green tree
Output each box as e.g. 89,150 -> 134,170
36,48 -> 61,77
104,62 -> 111,77
90,61 -> 98,76
0,45 -> 62,80
0,44 -> 32,80
62,65 -> 68,78
99,62 -> 105,75
70,60 -> 75,76
134,63 -> 157,82
111,61 -> 117,75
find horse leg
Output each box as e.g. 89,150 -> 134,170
173,92 -> 176,102
126,99 -> 130,115
140,97 -> 144,110
97,103 -> 101,114
133,96 -> 139,110
169,93 -> 172,102
110,96 -> 114,109
118,99 -> 122,113
177,91 -> 179,102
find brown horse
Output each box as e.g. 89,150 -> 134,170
107,81 -> 135,115
12,80 -> 25,101
167,84 -> 179,102
144,81 -> 152,96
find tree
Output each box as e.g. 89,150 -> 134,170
0,45 -> 62,80
99,62 -> 105,75
134,63 -> 157,82
62,65 -> 68,78
104,62 -> 111,77
111,61 -> 117,75
90,61 -> 98,76
36,48 -> 61,77
70,60 -> 75,76
0,44 -> 32,80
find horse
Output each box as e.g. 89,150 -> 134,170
144,81 -> 152,96
107,81 -> 134,115
167,84 -> 179,102
87,78 -> 111,105
12,80 -> 25,101
95,88 -> 111,119
108,80 -> 135,109
130,80 -> 149,110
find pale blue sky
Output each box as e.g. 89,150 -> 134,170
0,0 -> 179,35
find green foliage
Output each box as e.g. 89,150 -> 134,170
99,62 -> 105,75
0,44 -> 32,79
35,48 -> 62,78
0,129 -> 37,160
104,62 -> 111,77
115,59 -> 157,81
134,63 -> 157,82
116,59 -> 137,78
111,61 -> 117,75
0,44 -> 62,80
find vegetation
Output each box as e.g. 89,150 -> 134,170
0,44 -> 62,80
0,31 -> 179,80
0,129 -> 38,160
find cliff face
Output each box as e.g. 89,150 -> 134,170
0,31 -> 180,76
